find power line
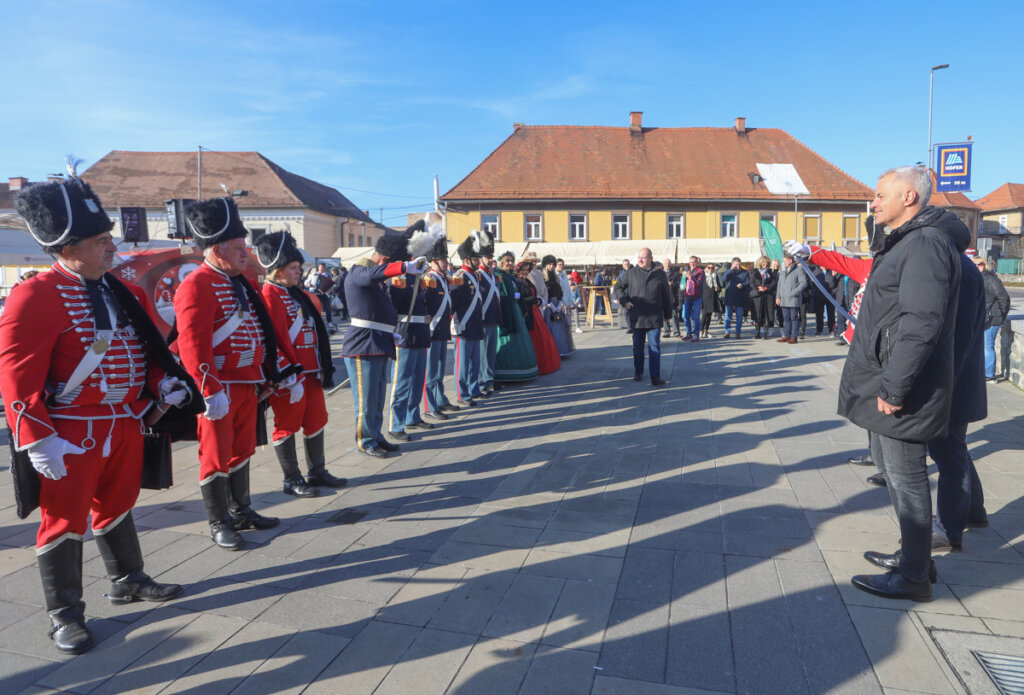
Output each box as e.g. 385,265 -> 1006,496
322,182 -> 434,200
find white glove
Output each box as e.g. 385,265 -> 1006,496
203,390 -> 230,421
158,376 -> 189,407
28,436 -> 85,481
288,378 -> 305,404
279,374 -> 298,390
405,257 -> 427,275
784,240 -> 811,257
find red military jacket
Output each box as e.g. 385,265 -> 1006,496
261,281 -> 321,376
173,261 -> 266,398
0,262 -> 163,450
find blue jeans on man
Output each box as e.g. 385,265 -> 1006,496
984,325 -> 999,378
632,328 -> 661,380
683,296 -> 702,338
724,304 -> 744,337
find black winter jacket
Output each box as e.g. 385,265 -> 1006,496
613,265 -> 672,330
982,271 -> 1011,329
948,254 -> 987,424
838,206 -> 970,443
723,268 -> 750,307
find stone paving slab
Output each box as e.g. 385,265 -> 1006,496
3,324 -> 1024,693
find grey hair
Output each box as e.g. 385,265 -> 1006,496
879,165 -> 932,207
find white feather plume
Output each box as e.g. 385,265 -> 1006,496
470,229 -> 482,254
408,227 -> 439,258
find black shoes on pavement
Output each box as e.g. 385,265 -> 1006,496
283,475 -> 319,498
106,569 -> 184,605
848,454 -> 874,466
851,570 -> 932,602
651,378 -> 666,387
862,551 -> 937,583
439,404 -> 461,413
407,421 -> 434,430
388,431 -> 412,442
866,473 -> 887,487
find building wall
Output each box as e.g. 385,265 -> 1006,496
445,202 -> 868,250
982,210 -> 1024,236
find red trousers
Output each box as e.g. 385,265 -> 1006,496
269,379 -> 328,442
37,416 -> 143,550
197,382 -> 257,482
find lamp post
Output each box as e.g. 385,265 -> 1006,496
928,64 -> 949,170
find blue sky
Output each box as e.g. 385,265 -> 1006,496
4,0 -> 1021,225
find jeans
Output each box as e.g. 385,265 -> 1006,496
781,306 -> 801,339
424,339 -> 451,413
984,325 -> 999,378
632,327 -> 662,379
344,355 -> 388,451
479,324 -> 498,389
870,431 -> 932,584
683,297 -> 702,337
929,420 -> 987,544
724,304 -> 744,336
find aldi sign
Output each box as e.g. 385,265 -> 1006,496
935,142 -> 972,192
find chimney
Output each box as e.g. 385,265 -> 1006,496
734,117 -> 746,134
8,176 -> 27,190
513,122 -> 525,131
630,111 -> 643,132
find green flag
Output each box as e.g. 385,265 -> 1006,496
760,220 -> 784,263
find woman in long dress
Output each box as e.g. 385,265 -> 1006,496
516,260 -> 560,375
540,255 -> 575,357
493,252 -> 538,382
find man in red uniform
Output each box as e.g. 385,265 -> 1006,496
256,231 -> 347,497
0,173 -> 190,654
174,197 -> 291,550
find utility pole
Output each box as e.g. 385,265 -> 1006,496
928,64 -> 949,170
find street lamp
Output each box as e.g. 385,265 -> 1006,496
928,64 -> 949,170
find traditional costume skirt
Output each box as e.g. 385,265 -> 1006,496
543,301 -> 575,357
528,305 -> 561,375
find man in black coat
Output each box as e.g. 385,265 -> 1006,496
614,248 -> 672,386
977,258 -> 1010,381
722,257 -> 750,338
842,166 -> 970,602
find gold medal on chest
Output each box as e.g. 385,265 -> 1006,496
92,337 -> 110,354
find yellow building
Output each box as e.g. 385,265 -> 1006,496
440,114 -> 873,259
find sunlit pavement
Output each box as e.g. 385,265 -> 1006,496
2,324 -> 1024,694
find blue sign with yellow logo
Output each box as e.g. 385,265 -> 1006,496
935,142 -> 972,192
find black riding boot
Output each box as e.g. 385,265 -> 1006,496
94,512 -> 183,604
38,538 -> 92,654
276,436 -> 317,497
227,462 -> 280,530
305,432 -> 348,488
201,476 -> 244,550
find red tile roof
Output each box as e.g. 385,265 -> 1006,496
931,190 -> 981,210
975,183 -> 1024,212
441,124 -> 873,202
82,151 -> 376,223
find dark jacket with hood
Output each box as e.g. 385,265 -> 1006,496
982,271 -> 1011,329
947,254 -> 987,425
838,206 -> 970,443
613,264 -> 672,330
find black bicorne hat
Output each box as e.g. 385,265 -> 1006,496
254,231 -> 304,271
185,197 -> 248,250
375,234 -> 409,262
456,230 -> 483,260
478,229 -> 495,258
15,177 -> 113,251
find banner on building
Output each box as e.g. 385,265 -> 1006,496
935,142 -> 972,192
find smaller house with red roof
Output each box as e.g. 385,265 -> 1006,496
439,113 -> 873,256
977,183 -> 1024,237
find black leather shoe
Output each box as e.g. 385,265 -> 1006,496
210,521 -> 244,550
407,421 -> 434,430
966,515 -> 989,529
863,551 -> 937,583
388,431 -> 412,442
851,570 -> 932,602
633,374 -> 643,381
231,508 -> 280,531
48,609 -> 93,655
439,404 -> 461,413
362,446 -> 388,458
651,378 -> 666,387
492,384 -> 503,392
465,399 -> 478,407
377,440 -> 400,452
848,454 -> 874,466
283,475 -> 319,498
932,534 -> 962,552
866,473 -> 887,487
425,411 -> 449,421
307,470 -> 348,488
107,569 -> 184,604
476,391 -> 490,399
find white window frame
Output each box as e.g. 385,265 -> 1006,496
525,213 -> 543,241
802,214 -> 822,244
666,213 -> 684,239
842,214 -> 860,241
568,213 -> 588,241
720,213 -> 738,238
612,213 -> 631,240
759,213 -> 777,228
1000,214 -> 1009,233
481,213 -> 500,241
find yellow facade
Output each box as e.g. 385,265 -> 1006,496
446,206 -> 868,250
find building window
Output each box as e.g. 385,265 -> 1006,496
481,213 -> 500,241
612,214 -> 630,240
525,213 -> 543,241
720,213 -> 738,238
667,214 -> 684,239
803,214 -> 821,244
1000,214 -> 1009,233
348,233 -> 355,247
249,227 -> 266,245
759,213 -> 777,230
842,215 -> 860,241
569,213 -> 587,241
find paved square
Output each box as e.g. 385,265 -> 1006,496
2,324 -> 1023,694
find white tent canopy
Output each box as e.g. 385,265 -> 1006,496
332,246 -> 376,264
677,238 -> 762,263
